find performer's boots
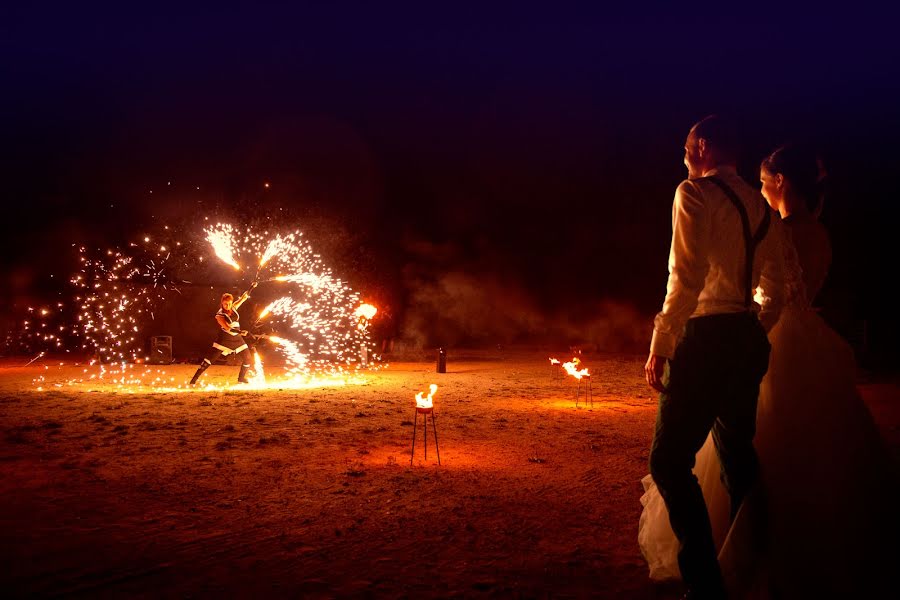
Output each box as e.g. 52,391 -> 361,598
190,359 -> 212,385
237,363 -> 253,384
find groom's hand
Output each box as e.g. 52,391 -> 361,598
645,353 -> 668,393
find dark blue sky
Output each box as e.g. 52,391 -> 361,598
2,4 -> 898,349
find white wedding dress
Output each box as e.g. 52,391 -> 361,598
639,217 -> 899,597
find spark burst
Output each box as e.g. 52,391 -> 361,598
18,217 -> 376,392
20,228 -> 198,390
205,223 -> 377,385
71,234 -> 191,364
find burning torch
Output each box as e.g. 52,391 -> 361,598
354,303 -> 377,366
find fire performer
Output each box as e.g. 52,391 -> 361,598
189,282 -> 258,385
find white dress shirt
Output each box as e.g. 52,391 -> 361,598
650,166 -> 792,358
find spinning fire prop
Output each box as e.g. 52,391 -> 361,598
187,223 -> 379,388
410,384 -> 441,465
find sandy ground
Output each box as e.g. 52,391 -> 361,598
1,350 -> 898,599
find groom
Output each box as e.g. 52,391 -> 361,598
645,115 -> 783,599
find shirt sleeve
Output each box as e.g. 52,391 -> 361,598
650,180 -> 711,358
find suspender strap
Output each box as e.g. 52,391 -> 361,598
704,176 -> 771,307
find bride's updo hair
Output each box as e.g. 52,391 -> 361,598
761,143 -> 826,216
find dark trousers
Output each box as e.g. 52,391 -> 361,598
649,312 -> 770,597
190,345 -> 253,384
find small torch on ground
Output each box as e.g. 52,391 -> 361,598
354,303 -> 377,367
410,384 -> 441,465
549,357 -> 561,380
563,357 -> 593,408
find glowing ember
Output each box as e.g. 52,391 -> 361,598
562,357 -> 590,380
416,383 -> 438,409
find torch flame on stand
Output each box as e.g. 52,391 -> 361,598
355,303 -> 377,320
563,357 -> 590,380
416,384 -> 438,409
549,358 -> 560,365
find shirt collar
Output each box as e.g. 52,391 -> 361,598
704,165 -> 738,178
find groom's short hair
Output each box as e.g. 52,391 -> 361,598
691,114 -> 740,163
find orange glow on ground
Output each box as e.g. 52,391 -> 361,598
2,351 -> 896,598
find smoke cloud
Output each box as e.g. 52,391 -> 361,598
398,242 -> 652,354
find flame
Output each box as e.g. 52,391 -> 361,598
249,350 -> 266,385
355,303 -> 377,320
415,383 -> 438,408
206,225 -> 241,270
549,357 -> 560,365
753,285 -> 767,306
258,301 -> 276,320
562,357 -> 589,380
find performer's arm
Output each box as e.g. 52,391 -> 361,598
215,314 -> 238,335
232,292 -> 250,310
232,282 -> 257,310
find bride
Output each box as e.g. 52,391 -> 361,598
638,144 -> 899,597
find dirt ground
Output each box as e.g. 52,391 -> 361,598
1,350 -> 898,599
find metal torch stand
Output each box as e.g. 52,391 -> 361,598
550,363 -> 561,380
575,375 -> 593,408
410,406 -> 441,465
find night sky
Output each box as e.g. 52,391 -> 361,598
2,5 -> 898,359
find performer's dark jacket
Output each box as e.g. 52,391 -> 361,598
212,308 -> 248,354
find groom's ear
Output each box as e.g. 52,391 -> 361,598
696,137 -> 708,157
